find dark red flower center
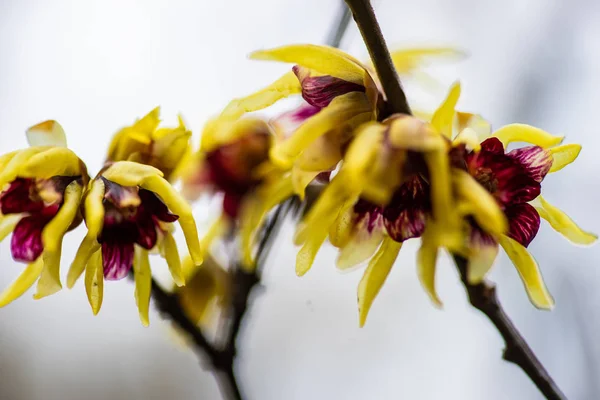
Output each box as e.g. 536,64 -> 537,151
293,65 -> 365,109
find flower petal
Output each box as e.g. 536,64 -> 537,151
431,81 -> 461,138
270,92 -> 371,168
0,214 -> 22,242
11,216 -> 47,262
139,174 -> 202,265
505,203 -> 540,248
491,124 -> 563,148
133,246 -> 152,327
507,146 -> 552,183
336,212 -> 384,270
0,147 -> 48,189
387,115 -> 446,152
20,147 -> 83,178
0,257 -> 44,307
162,231 -> 184,287
456,112 -> 491,141
498,235 -> 554,309
417,229 -> 442,307
453,128 -> 481,151
291,167 -> 320,199
296,230 -> 327,277
383,176 -> 429,242
357,237 -> 402,327
220,71 -> 302,120
102,161 -> 164,187
102,242 -> 134,280
467,227 -> 499,284
548,144 -> 581,173
85,249 -> 104,315
531,196 -> 597,245
250,44 -> 367,85
293,65 -> 365,108
26,120 -> 67,148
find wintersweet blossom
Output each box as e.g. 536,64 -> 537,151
0,121 -> 88,306
67,161 -> 202,325
107,107 -> 192,181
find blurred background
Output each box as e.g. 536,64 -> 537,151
0,0 -> 599,399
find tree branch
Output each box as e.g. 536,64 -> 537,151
344,0 -> 565,398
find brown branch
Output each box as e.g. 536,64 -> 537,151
344,0 -> 566,398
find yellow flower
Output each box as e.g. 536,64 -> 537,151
66,161 -> 202,326
107,107 -> 192,181
0,121 -> 87,307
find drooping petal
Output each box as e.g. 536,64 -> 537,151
85,249 -> 104,315
548,144 -> 581,173
133,246 -> 152,327
0,257 -> 44,307
102,241 -> 134,280
26,120 -> 67,147
431,81 -> 461,138
491,124 -> 563,148
467,227 -> 499,284
162,231 -> 184,287
452,169 -> 508,237
328,199 -> 356,248
250,44 -> 367,85
499,235 -> 554,309
505,203 -> 540,248
357,237 -> 402,327
270,92 -> 371,168
416,228 -> 442,307
296,230 -> 327,277
507,146 -> 552,182
530,196 -> 597,245
220,71 -> 302,120
139,174 -> 202,265
336,208 -> 384,270
20,147 -> 83,179
11,216 -> 47,262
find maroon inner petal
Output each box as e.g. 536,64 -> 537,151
139,190 -> 178,223
102,241 -> 135,280
10,216 -> 48,262
382,176 -> 430,242
102,177 -> 141,208
293,65 -> 365,109
222,191 -> 243,219
507,146 -> 552,183
135,216 -> 158,249
0,178 -> 44,215
480,137 -> 505,154
505,203 -> 541,247
470,224 -> 498,247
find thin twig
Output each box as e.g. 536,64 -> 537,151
343,0 -> 565,398
327,2 -> 352,49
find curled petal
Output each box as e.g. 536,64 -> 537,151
250,44 -> 367,85
220,71 -> 302,120
140,174 -> 202,265
505,203 -> 540,248
162,231 -> 184,287
417,228 -> 442,307
467,228 -> 499,284
0,257 -> 44,307
133,247 -> 152,327
548,144 -> 581,173
26,120 -> 67,148
293,65 -> 365,108
491,124 -> 563,149
431,81 -> 461,138
102,161 -> 164,187
507,146 -> 552,183
20,147 -> 83,179
531,196 -> 597,245
85,250 -> 104,315
357,237 -> 402,327
270,92 -> 371,168
499,235 -> 554,309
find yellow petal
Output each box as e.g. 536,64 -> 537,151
201,118 -> 270,152
295,134 -> 342,173
0,147 -> 48,188
26,120 -> 67,147
491,124 -> 563,148
416,231 -> 442,307
220,71 -> 302,120
467,235 -> 499,284
162,231 -> 184,287
431,81 -> 461,138
498,235 -> 554,309
0,214 -> 22,242
270,92 -> 371,168
337,225 -> 384,270
531,196 -> 597,245
68,236 -> 100,289
328,199 -> 356,248
102,161 -> 163,187
19,147 -> 82,178
357,237 -> 402,327
390,47 -> 466,75
548,144 -> 581,173
452,169 -> 508,236
0,150 -> 20,171
453,127 -> 481,151
296,231 -> 327,276
0,257 -> 44,307
250,44 -> 367,85
85,250 -> 104,315
342,121 -> 385,181
199,214 -> 230,262
456,112 -> 492,141
387,116 -> 445,152
291,167 -> 320,199
133,246 -> 152,327
139,174 -> 202,265
133,106 -> 161,134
